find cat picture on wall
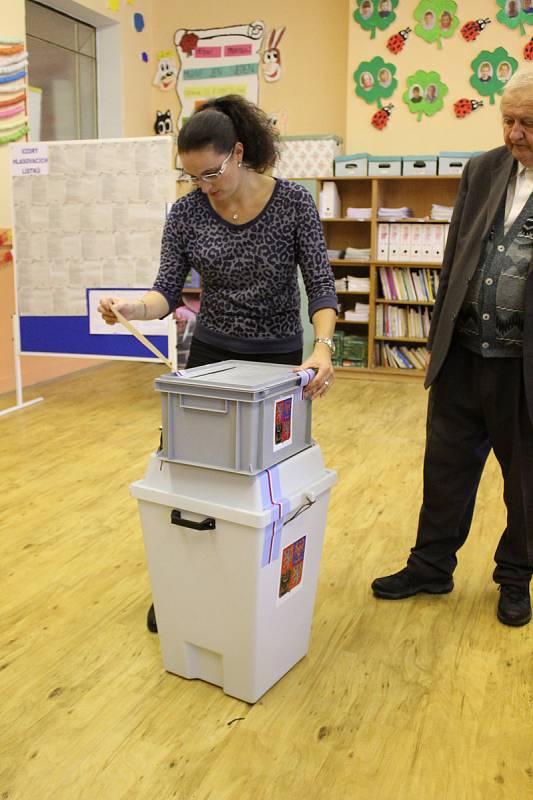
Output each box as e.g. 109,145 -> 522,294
154,110 -> 173,135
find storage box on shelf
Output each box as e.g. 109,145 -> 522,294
310,174 -> 460,380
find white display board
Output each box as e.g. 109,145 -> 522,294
10,135 -> 175,360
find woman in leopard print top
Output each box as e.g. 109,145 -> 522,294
98,95 -> 338,634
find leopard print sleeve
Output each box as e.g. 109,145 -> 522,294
151,199 -> 192,312
292,184 -> 337,320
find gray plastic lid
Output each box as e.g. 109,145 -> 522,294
156,360 -> 310,397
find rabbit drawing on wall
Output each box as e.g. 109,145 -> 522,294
262,27 -> 286,82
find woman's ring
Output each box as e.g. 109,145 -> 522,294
324,380 -> 330,387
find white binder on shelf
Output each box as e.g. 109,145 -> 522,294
377,223 -> 390,260
388,223 -> 401,260
400,223 -> 412,262
319,181 -> 341,219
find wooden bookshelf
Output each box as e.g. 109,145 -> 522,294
312,174 -> 460,379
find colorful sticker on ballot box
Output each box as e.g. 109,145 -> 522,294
273,395 -> 293,451
279,535 -> 306,597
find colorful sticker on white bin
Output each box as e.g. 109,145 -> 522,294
273,395 -> 293,451
279,535 -> 306,598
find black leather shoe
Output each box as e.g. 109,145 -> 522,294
372,566 -> 454,599
497,585 -> 532,627
147,603 -> 158,633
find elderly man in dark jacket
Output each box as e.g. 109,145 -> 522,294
372,69 -> 533,626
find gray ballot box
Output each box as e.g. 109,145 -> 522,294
155,361 -> 315,474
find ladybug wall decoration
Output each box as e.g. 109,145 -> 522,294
525,38 -> 533,60
461,18 -> 491,42
386,28 -> 412,55
454,98 -> 484,118
372,104 -> 394,130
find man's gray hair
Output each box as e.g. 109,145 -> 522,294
502,67 -> 533,98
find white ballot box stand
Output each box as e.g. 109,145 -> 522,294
130,362 -> 337,703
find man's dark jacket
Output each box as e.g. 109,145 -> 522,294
425,145 -> 533,423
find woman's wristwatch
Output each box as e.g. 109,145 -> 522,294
313,337 -> 336,354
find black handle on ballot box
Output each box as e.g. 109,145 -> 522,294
171,509 -> 216,531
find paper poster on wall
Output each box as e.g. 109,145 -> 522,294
173,22 -> 265,127
413,0 -> 459,48
354,56 -> 397,107
470,48 -> 518,104
497,0 -> 533,36
262,27 -> 285,82
386,27 -> 412,54
403,70 -> 448,121
353,0 -> 398,39
461,18 -> 491,42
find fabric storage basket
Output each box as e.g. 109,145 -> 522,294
156,360 -> 315,474
368,155 -> 402,177
402,155 -> 437,176
274,134 -> 343,178
334,153 -> 369,177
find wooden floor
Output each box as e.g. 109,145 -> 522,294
1,362 -> 531,800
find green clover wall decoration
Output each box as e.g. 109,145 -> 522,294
403,70 -> 448,121
496,0 -> 533,36
470,48 -> 518,104
354,56 -> 398,107
353,0 -> 399,40
414,0 -> 459,49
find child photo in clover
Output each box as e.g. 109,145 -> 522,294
425,84 -> 438,103
361,0 -> 374,19
524,0 -> 533,13
378,0 -> 393,17
478,62 -> 493,82
378,67 -> 392,87
505,0 -> 521,17
498,61 -> 512,82
360,71 -> 374,90
440,10 -> 453,29
423,11 -> 436,29
410,85 -> 423,103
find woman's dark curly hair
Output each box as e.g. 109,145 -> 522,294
177,95 -> 280,173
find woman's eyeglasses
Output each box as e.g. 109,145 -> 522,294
176,148 -> 234,183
